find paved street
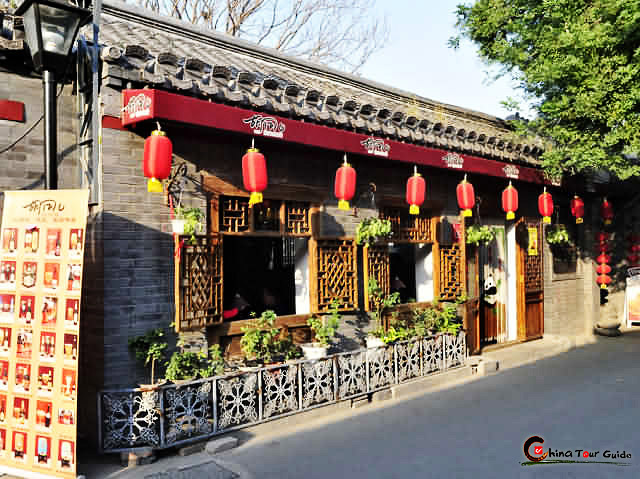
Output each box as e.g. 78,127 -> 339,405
214,331 -> 640,479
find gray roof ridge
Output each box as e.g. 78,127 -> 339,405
102,0 -> 510,128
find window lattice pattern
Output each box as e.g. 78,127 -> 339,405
365,245 -> 390,311
220,196 -> 249,233
314,239 -> 357,312
285,202 -> 311,235
439,243 -> 462,301
380,207 -> 432,242
525,222 -> 543,291
180,234 -> 223,329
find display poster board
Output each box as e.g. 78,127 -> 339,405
527,227 -> 538,256
626,267 -> 640,328
0,190 -> 88,479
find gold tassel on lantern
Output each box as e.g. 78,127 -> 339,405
147,178 -> 163,193
338,199 -> 350,210
249,192 -> 263,207
409,204 -> 419,215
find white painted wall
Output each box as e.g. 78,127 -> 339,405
294,238 -> 310,314
415,244 -> 434,302
506,224 -> 518,341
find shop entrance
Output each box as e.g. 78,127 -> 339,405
516,219 -> 544,340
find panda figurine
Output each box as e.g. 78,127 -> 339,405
483,274 -> 498,305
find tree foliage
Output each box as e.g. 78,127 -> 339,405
453,0 -> 640,180
127,0 -> 388,73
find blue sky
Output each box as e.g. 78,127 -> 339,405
359,0 -> 527,120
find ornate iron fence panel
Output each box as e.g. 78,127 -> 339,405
99,333 -> 467,453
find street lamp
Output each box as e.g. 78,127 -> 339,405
15,0 -> 91,190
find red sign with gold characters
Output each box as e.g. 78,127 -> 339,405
0,190 -> 88,479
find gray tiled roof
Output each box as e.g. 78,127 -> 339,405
1,2 -> 543,164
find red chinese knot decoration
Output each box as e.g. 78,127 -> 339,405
456,174 -> 475,217
334,156 -> 356,211
601,198 -> 614,225
406,166 -> 426,215
570,195 -> 584,224
595,233 -> 612,290
538,187 -> 553,224
143,123 -> 173,193
242,145 -> 268,207
501,181 -> 518,220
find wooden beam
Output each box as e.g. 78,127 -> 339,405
212,313 -> 311,336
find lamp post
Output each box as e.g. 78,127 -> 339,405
15,0 -> 91,190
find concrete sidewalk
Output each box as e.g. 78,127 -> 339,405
13,330 -> 622,479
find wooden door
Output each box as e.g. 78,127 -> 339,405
516,219 -> 544,340
464,244 -> 481,354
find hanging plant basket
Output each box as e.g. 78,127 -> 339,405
545,225 -> 572,246
465,225 -> 497,246
355,217 -> 392,246
171,219 -> 187,234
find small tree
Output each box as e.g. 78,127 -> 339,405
128,329 -> 168,385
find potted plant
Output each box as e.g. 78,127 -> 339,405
366,277 -> 400,348
240,310 -> 300,366
128,328 -> 168,387
435,302 -> 463,335
412,306 -> 440,338
355,217 -> 392,246
302,299 -> 341,359
546,224 -> 571,246
465,225 -> 497,246
173,206 -> 205,243
165,344 -> 226,382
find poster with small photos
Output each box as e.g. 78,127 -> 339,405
0,190 -> 88,479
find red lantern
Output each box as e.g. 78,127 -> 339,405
597,243 -> 611,253
632,245 -> 640,253
570,195 -> 584,224
334,156 -> 356,211
596,275 -> 612,289
456,175 -> 475,217
595,232 -> 610,243
538,187 -> 553,224
596,253 -> 611,264
406,166 -> 426,215
501,181 -> 518,220
601,198 -> 614,225
596,264 -> 612,275
242,146 -> 268,206
628,254 -> 639,264
143,124 -> 173,193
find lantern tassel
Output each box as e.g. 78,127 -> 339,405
462,209 -> 472,217
338,199 -> 350,211
148,178 -> 163,193
576,217 -> 583,224
249,192 -> 263,207
409,204 -> 419,215
506,211 -> 515,220
600,283 -> 608,290
543,216 -> 551,224
605,219 -> 612,226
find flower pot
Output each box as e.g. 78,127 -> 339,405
301,343 -> 329,360
171,219 -> 187,234
365,336 -> 384,349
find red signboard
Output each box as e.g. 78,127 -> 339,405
121,89 -> 549,185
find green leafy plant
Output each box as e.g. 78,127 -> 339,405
436,303 -> 463,335
367,276 -> 400,337
355,217 -> 392,246
174,206 -> 205,243
307,299 -> 341,346
546,225 -> 572,246
165,344 -> 226,381
380,325 -> 411,344
465,225 -> 497,246
412,306 -> 440,337
240,310 -> 300,363
128,329 -> 168,385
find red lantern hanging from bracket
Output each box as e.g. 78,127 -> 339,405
596,253 -> 611,264
406,166 -> 426,215
456,174 -> 475,217
334,155 -> 356,211
601,198 -> 614,225
570,195 -> 584,224
501,181 -> 518,220
242,141 -> 268,207
143,123 -> 173,193
538,187 -> 553,224
596,274 -> 612,289
595,232 -> 610,243
596,264 -> 612,275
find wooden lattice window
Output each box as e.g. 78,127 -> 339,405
380,207 -> 433,242
176,234 -> 223,331
436,243 -> 463,301
525,222 -> 543,291
285,201 -> 311,235
310,239 -> 358,313
363,245 -> 390,312
220,197 -> 250,233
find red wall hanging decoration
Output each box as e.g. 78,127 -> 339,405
143,123 -> 173,192
456,174 -> 475,217
501,181 -> 518,220
601,198 -> 614,225
570,195 -> 584,224
242,139 -> 268,206
596,274 -> 612,288
538,187 -> 553,224
406,166 -> 426,215
334,154 -> 356,210
596,264 -> 612,275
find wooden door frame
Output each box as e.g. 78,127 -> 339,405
515,218 -> 544,341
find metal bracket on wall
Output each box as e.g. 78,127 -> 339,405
166,162 -> 188,208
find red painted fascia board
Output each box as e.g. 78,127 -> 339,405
0,100 -> 25,122
120,89 -> 548,185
